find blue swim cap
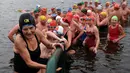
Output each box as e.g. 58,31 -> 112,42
51,13 -> 57,17
68,7 -> 72,12
57,8 -> 61,12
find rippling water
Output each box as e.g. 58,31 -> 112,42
0,0 -> 130,73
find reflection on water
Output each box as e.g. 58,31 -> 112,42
0,0 -> 130,73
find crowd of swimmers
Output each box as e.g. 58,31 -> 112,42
8,0 -> 129,73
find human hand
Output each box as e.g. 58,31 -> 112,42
82,40 -> 86,46
72,39 -> 77,45
59,38 -> 66,43
93,47 -> 97,53
51,43 -> 64,51
112,38 -> 119,43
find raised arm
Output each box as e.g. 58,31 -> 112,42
8,24 -> 19,43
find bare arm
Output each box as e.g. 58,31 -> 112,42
97,17 -> 108,26
8,24 -> 19,43
36,29 -> 53,49
118,25 -> 126,41
73,20 -> 82,32
15,35 -> 46,69
46,31 -> 61,41
66,30 -> 73,49
96,14 -> 108,26
73,30 -> 84,41
94,26 -> 100,49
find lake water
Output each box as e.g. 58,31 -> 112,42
0,0 -> 130,73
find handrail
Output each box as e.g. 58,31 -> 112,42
46,46 -> 63,73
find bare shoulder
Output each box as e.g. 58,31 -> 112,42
94,26 -> 98,30
15,34 -> 24,43
118,24 -> 123,29
35,28 -> 45,41
14,34 -> 26,48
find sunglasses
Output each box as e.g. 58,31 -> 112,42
112,19 -> 118,21
48,26 -> 56,29
80,18 -> 86,21
86,18 -> 92,21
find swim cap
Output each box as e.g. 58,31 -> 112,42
100,12 -> 107,17
60,18 -> 69,26
81,9 -> 87,14
19,13 -> 35,30
68,7 -> 72,12
51,13 -> 57,17
77,2 -> 82,6
36,4 -> 41,9
34,8 -> 40,13
95,0 -> 99,3
51,8 -> 55,11
81,2 -> 84,5
106,1 -> 110,6
73,14 -> 80,20
39,15 -> 46,21
47,18 -> 52,24
87,10 -> 92,13
97,5 -> 103,10
57,8 -> 61,12
49,20 -> 57,26
73,4 -> 78,8
63,11 -> 67,14
66,12 -> 73,23
41,8 -> 47,12
85,1 -> 88,4
56,16 -> 61,21
53,26 -> 64,35
111,16 -> 118,21
114,3 -> 120,10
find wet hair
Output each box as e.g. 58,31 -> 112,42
19,13 -> 36,30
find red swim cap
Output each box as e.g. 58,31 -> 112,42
73,14 -> 80,20
49,20 -> 57,26
41,8 -> 47,12
51,8 -> 55,11
114,4 -> 120,10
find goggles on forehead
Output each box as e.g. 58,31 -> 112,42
22,24 -> 35,29
86,18 -> 92,21
48,26 -> 56,29
80,18 -> 86,21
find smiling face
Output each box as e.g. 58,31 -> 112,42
22,25 -> 36,39
86,19 -> 93,26
80,18 -> 86,24
111,19 -> 118,26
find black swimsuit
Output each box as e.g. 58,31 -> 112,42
14,34 -> 41,73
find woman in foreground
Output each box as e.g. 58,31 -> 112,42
13,13 -> 63,73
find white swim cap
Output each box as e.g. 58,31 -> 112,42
53,26 -> 64,35
60,18 -> 69,26
87,10 -> 92,13
36,4 -> 41,9
97,5 -> 103,10
56,16 -> 61,21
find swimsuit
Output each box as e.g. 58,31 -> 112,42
14,34 -> 41,73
